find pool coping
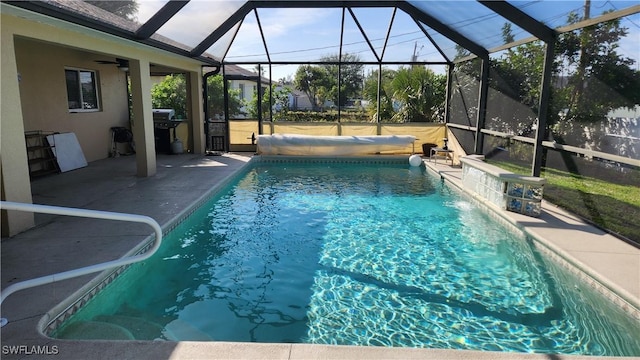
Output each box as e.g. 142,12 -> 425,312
39,155 -> 257,337
39,154 -> 640,348
424,159 -> 640,319
2,153 -> 638,359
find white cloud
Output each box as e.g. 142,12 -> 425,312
223,7 -> 342,61
257,8 -> 335,38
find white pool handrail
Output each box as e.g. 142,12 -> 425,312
0,201 -> 163,327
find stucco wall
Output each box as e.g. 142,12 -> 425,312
2,4 -> 207,235
15,38 -> 130,162
1,25 -> 35,236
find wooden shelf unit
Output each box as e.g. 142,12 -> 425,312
25,130 -> 60,178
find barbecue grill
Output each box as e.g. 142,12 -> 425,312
153,109 -> 182,153
152,109 -> 178,129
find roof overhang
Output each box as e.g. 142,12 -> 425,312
2,0 -> 220,67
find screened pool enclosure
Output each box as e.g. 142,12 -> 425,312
8,0 -> 639,243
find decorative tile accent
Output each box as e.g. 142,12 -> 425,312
42,242 -> 147,336
532,241 -> 640,321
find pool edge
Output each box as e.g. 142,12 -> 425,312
425,160 -> 640,320
35,155 -> 640,355
38,156 -> 257,338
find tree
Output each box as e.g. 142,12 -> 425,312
493,23 -> 544,112
151,74 -> 244,121
489,41 -> 546,136
320,53 -> 364,106
151,74 -> 186,118
248,85 -> 292,120
205,74 -> 243,119
253,65 -> 266,78
362,66 -> 447,123
86,1 -> 138,20
294,65 -> 331,111
390,66 -> 447,122
448,58 -> 483,129
271,86 -> 293,120
554,12 -> 640,126
278,75 -> 293,85
489,9 -> 639,143
363,68 -> 397,121
293,54 -> 365,111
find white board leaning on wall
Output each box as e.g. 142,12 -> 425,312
46,132 -> 88,172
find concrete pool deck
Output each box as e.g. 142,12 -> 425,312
1,153 -> 638,360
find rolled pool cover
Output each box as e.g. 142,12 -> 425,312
256,134 -> 416,155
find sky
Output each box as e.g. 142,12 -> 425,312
135,1 -> 640,81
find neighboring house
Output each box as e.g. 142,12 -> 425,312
225,65 -> 269,118
278,84 -> 335,112
288,88 -> 315,111
201,65 -> 271,119
1,2 -> 216,236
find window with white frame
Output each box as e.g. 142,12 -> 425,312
65,68 -> 100,111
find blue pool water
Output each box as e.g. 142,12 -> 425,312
53,161 -> 640,355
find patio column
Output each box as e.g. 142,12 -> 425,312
1,30 -> 35,236
129,59 -> 156,177
188,70 -> 205,154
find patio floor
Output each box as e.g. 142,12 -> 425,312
1,153 -> 638,360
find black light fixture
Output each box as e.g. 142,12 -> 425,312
443,138 -> 449,150
116,58 -> 129,72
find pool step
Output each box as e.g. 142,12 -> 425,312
90,315 -> 214,341
56,320 -> 135,340
56,315 -> 213,341
163,319 -> 213,341
94,315 -> 165,340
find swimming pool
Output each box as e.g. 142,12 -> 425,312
51,159 -> 640,356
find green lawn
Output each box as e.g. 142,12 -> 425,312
486,160 -> 640,245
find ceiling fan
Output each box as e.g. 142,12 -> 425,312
95,58 -> 129,70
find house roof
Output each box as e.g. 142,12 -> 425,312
3,0 -> 218,65
4,1 -> 639,69
203,65 -> 270,84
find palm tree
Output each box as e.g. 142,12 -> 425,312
391,66 -> 446,122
